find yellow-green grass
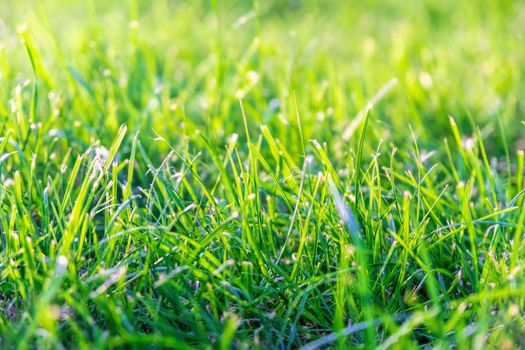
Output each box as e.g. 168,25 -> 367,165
0,0 -> 525,348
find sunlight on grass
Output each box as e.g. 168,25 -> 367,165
0,0 -> 524,348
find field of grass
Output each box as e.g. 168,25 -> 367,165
1,0 -> 525,348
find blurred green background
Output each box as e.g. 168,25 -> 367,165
1,0 -> 523,160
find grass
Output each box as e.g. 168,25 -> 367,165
1,0 -> 525,348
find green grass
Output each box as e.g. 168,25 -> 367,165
1,0 -> 525,348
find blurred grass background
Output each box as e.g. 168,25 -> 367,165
1,0 -> 524,157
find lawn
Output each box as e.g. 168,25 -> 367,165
1,0 -> 525,348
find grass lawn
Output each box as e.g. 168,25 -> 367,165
1,0 -> 525,348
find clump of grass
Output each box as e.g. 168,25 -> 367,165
0,0 -> 525,348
